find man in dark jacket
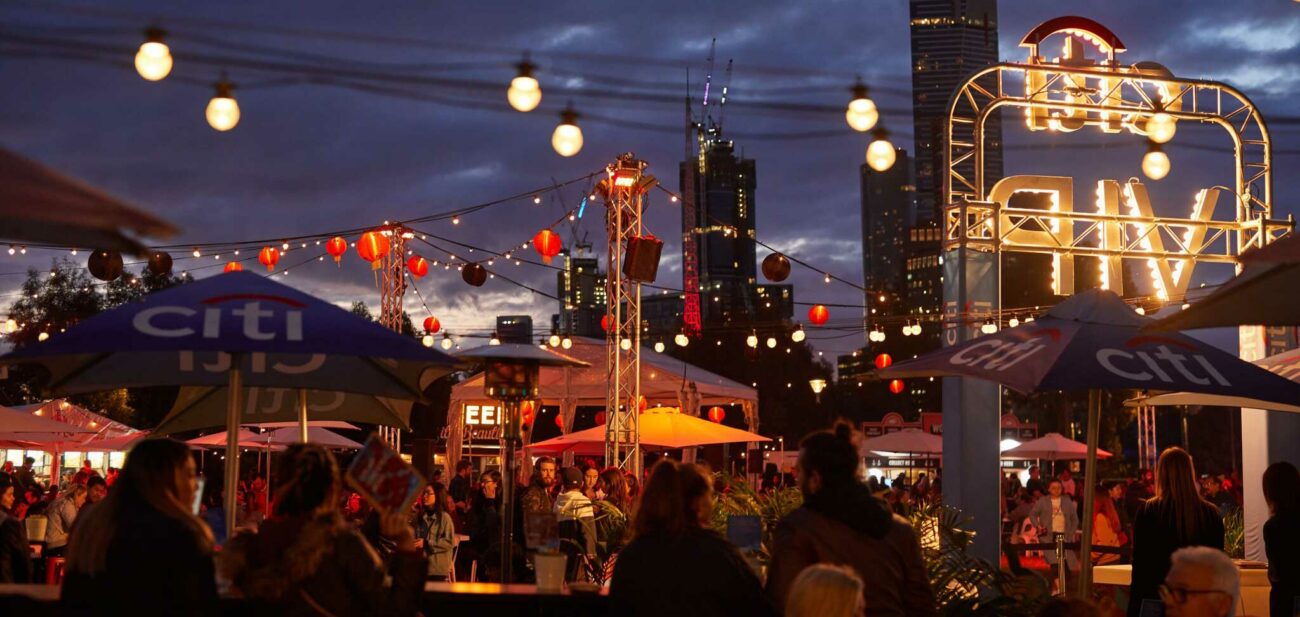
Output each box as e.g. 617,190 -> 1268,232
767,424 -> 936,617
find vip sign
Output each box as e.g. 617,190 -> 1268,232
464,405 -> 499,425
989,174 -> 1219,298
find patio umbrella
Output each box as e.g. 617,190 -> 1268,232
263,426 -> 362,450
1124,347 -> 1300,413
1001,433 -> 1112,461
74,431 -> 151,452
153,387 -> 410,435
0,146 -> 178,254
858,428 -> 943,458
875,288 -> 1300,595
0,271 -> 457,537
1145,262 -> 1300,332
527,405 -> 770,452
186,429 -> 277,451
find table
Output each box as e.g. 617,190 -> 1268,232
1093,563 -> 1269,616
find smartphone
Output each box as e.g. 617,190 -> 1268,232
192,477 -> 205,515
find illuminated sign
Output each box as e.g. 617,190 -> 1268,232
464,405 -> 500,426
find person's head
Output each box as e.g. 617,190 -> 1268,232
0,475 -> 16,511
562,466 -> 584,493
422,482 -> 451,515
784,564 -> 865,617
1029,466 -> 1040,478
796,422 -> 860,497
1106,480 -> 1125,501
65,483 -> 89,507
272,444 -> 340,519
1155,447 -> 1213,538
1047,479 -> 1063,498
86,475 -> 108,504
534,457 -> 557,488
633,459 -> 713,537
66,438 -> 210,575
82,459 -> 92,470
22,456 -> 34,469
479,470 -> 501,497
1162,546 -> 1238,617
1203,475 -> 1222,494
598,468 -> 629,508
1263,461 -> 1300,518
1142,468 -> 1155,483
252,475 -> 267,491
583,466 -> 599,490
1093,493 -> 1116,518
456,460 -> 473,478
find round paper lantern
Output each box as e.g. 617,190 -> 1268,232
423,316 -> 440,333
356,230 -> 389,263
258,246 -> 280,271
761,253 -> 791,282
595,411 -> 607,425
554,414 -> 565,430
707,406 -> 726,423
147,251 -> 172,276
223,261 -> 244,273
532,228 -> 562,264
638,395 -> 648,412
808,304 -> 829,326
889,379 -> 905,395
601,314 -> 612,332
87,250 -> 123,282
461,263 -> 487,287
874,353 -> 893,370
407,255 -> 429,278
326,236 -> 347,264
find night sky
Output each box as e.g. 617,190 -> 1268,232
1,0 -> 1297,360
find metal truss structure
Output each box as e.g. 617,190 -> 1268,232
378,223 -> 413,447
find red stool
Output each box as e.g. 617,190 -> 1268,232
45,556 -> 65,585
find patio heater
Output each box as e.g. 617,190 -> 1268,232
456,344 -> 587,583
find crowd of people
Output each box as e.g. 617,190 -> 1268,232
0,426 -> 1297,616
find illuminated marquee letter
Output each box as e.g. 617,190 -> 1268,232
989,175 -> 1075,295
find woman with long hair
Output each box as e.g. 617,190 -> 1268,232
0,474 -> 32,583
1090,491 -> 1127,566
785,564 -> 865,617
414,482 -> 456,581
598,467 -> 631,513
220,443 -> 426,616
1127,447 -> 1224,617
61,438 -> 216,616
1263,461 -> 1300,617
609,459 -> 777,617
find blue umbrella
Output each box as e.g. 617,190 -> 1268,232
876,289 -> 1300,595
1,271 -> 457,536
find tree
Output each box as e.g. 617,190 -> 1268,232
349,300 -> 416,336
103,264 -> 184,308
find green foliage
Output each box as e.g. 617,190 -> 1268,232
1223,508 -> 1244,559
708,474 -> 803,563
583,500 -> 629,585
103,264 -> 184,308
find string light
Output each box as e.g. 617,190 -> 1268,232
440,333 -> 453,350
552,105 -> 583,157
866,127 -> 896,172
746,331 -> 759,348
206,77 -> 241,131
561,336 -> 573,350
134,27 -> 172,82
489,332 -> 501,346
1146,112 -> 1176,144
1142,141 -> 1170,180
981,320 -> 998,334
844,81 -> 878,132
674,332 -> 689,348
653,340 -> 664,353
765,336 -> 778,349
791,325 -> 806,343
1008,317 -> 1020,328
548,334 -> 560,347
507,58 -> 542,112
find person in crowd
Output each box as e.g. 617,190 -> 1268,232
221,443 -> 426,616
414,482 -> 456,581
62,439 -> 216,616
104,467 -> 119,487
465,469 -> 502,581
583,463 -> 600,500
1105,480 -> 1133,541
1059,469 -> 1077,499
556,467 -> 597,581
1092,491 -> 1127,566
1025,466 -> 1045,496
762,462 -> 782,492
448,460 -> 473,520
44,482 -> 87,557
71,460 -> 98,487
1262,461 -> 1300,617
609,459 -> 777,617
84,475 -> 108,509
784,563 -> 865,617
1128,447 -> 1225,617
1202,475 -> 1236,515
1030,479 -> 1080,577
245,474 -> 269,522
1161,546 -> 1238,617
0,474 -> 32,583
766,423 -> 936,616
624,471 -> 640,502
519,457 -> 558,524
14,457 -> 36,493
597,467 -> 632,554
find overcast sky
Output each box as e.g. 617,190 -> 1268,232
1,0 -> 1297,358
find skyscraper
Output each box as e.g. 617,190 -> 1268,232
680,130 -> 759,326
860,150 -> 914,313
554,246 -> 606,338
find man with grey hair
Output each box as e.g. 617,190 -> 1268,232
1160,546 -> 1239,617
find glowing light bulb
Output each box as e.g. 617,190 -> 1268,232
1146,112 -> 1176,144
844,82 -> 878,132
205,79 -> 240,131
507,60 -> 542,112
1142,144 -> 1170,180
562,337 -> 573,350
1009,317 -> 1020,328
746,333 -> 758,348
1135,307 -> 1146,315
440,335 -> 453,350
675,333 -> 689,347
654,341 -> 665,353
489,334 -> 501,346
134,27 -> 172,82
4,319 -> 15,333
765,337 -> 778,349
551,106 -> 583,157
619,338 -> 632,351
38,332 -> 49,342
422,334 -> 434,347
866,128 -> 896,172
981,321 -> 997,334
791,326 -> 806,343
548,334 -> 561,347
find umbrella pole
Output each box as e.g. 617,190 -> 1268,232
224,360 -> 243,541
1077,389 -> 1101,598
297,389 -> 309,443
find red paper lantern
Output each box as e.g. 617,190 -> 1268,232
808,304 -> 829,326
601,314 -> 612,332
326,236 -> 347,264
407,255 -> 429,278
874,353 -> 893,370
595,411 -> 607,425
223,261 -> 243,273
423,316 -> 440,333
554,414 -> 565,430
521,400 -> 536,424
532,228 -> 562,264
356,230 -> 389,263
258,246 -> 280,271
638,395 -> 648,412
889,379 -> 905,395
707,406 -> 726,423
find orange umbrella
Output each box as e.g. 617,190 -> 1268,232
528,406 -> 769,452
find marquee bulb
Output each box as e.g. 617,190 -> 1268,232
845,82 -> 878,132
866,128 -> 896,172
1146,112 -> 1176,144
552,106 -> 583,157
507,60 -> 542,112
1142,144 -> 1170,180
134,28 -> 173,82
206,79 -> 240,131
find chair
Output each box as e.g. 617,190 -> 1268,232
45,556 -> 65,585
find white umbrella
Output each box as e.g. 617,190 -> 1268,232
858,429 -> 943,457
264,426 -> 362,450
1002,432 -> 1112,461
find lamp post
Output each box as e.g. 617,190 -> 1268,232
809,378 -> 827,403
455,344 -> 587,583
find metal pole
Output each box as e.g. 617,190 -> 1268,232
1077,389 -> 1101,598
499,398 -> 520,584
224,357 -> 243,540
297,389 -> 309,443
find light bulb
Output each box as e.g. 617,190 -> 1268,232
548,334 -> 560,347
1009,317 -> 1020,328
1142,146 -> 1170,180
619,338 -> 632,351
38,332 -> 49,342
489,334 -> 501,346
654,341 -> 665,353
845,82 -> 878,132
422,334 -> 434,347
1025,317 -> 1035,323
552,107 -> 583,157
766,337 -> 777,349
4,319 -> 15,333
866,128 -> 896,172
1135,307 -> 1146,315
440,335 -> 453,350
981,321 -> 997,334
902,324 -> 911,336
675,333 -> 689,347
791,326 -> 806,343
1146,112 -> 1176,144
746,333 -> 758,348
876,330 -> 886,342
206,79 -> 240,131
507,60 -> 542,112
562,337 -> 573,349
134,28 -> 173,82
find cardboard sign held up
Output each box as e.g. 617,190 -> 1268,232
346,433 -> 425,515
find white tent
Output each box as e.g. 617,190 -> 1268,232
447,337 -> 758,467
